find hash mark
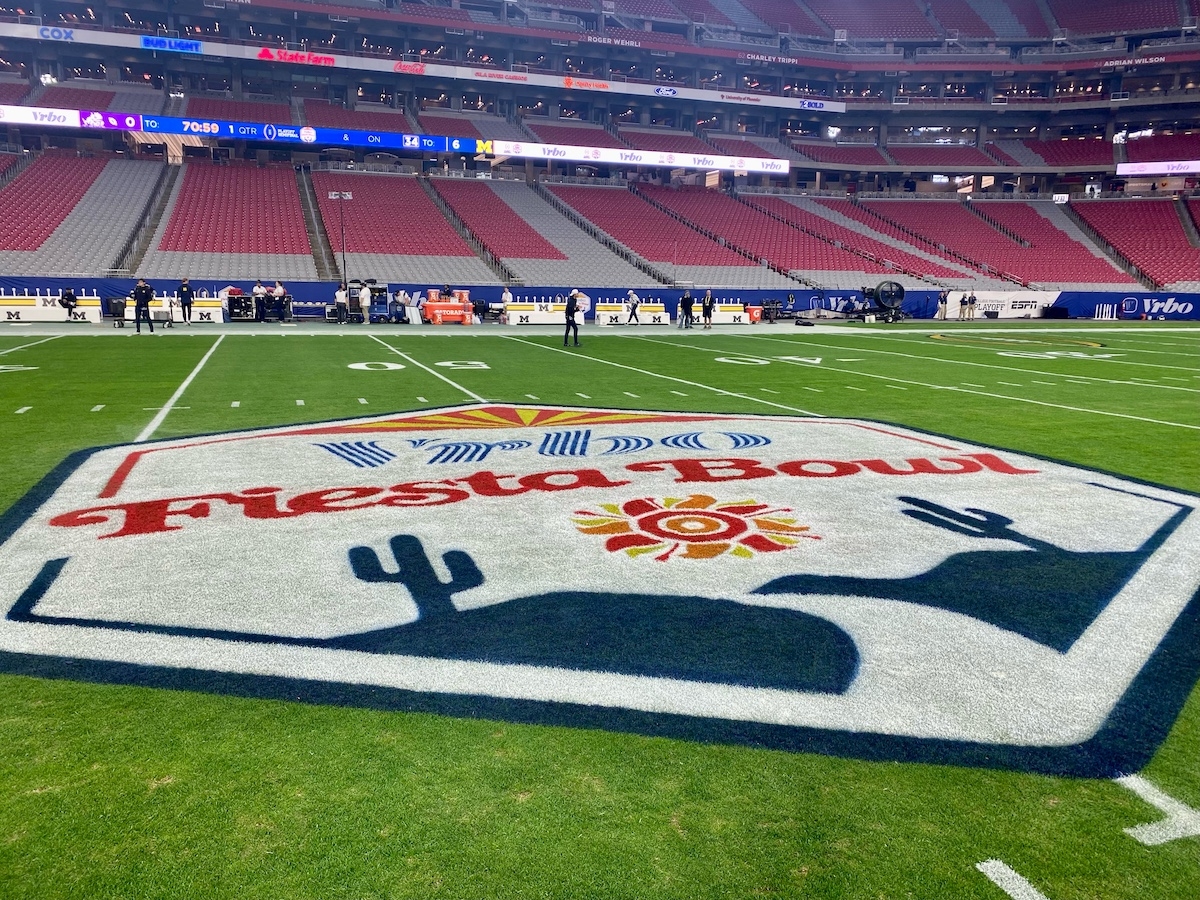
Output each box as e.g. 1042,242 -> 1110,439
845,386 -> 866,391
803,387 -> 823,393
962,382 -> 985,388
417,396 -> 428,403
231,401 -> 240,408
1032,381 -> 1056,386
669,390 -> 687,396
296,400 -> 305,406
623,392 -> 640,398
886,385 -> 907,390
358,398 -> 368,404
526,394 -> 540,400
997,381 -> 1023,387
15,406 -> 30,414
576,393 -> 591,399
91,405 -> 105,412
762,388 -> 779,394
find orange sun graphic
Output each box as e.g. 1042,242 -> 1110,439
573,495 -> 819,561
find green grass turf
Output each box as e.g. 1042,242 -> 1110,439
0,323 -> 1198,899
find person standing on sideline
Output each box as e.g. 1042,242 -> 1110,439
957,291 -> 968,320
501,285 -> 513,306
936,290 -> 947,320
358,283 -> 373,324
334,282 -> 348,323
564,289 -> 582,346
968,290 -> 978,320
178,277 -> 194,324
252,279 -> 268,322
132,278 -> 155,334
680,290 -> 694,329
626,289 -> 641,325
701,289 -> 716,329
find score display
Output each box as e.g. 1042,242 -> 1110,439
0,103 -> 790,173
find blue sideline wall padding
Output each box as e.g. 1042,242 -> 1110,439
2,278 -> 1197,320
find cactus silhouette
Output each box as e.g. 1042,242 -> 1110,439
350,534 -> 483,618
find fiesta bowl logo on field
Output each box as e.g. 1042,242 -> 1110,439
1,404 -> 1197,776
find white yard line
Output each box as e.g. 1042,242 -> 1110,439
134,335 -> 224,443
370,335 -> 487,403
0,335 -> 63,356
637,334 -> 1200,431
976,860 -> 1051,900
1115,775 -> 1200,846
503,336 -> 824,416
741,333 -> 1200,391
14,406 -> 31,414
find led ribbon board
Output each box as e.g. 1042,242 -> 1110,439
1,405 -> 1196,776
0,104 -> 789,172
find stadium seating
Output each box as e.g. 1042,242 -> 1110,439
311,171 -> 499,284
1124,133 -> 1200,164
728,0 -> 827,36
38,85 -> 116,111
804,0 -> 939,39
0,156 -> 162,276
525,121 -> 627,149
0,156 -> 109,251
1071,199 -> 1200,288
1045,0 -> 1180,35
641,185 -> 896,278
612,0 -> 687,20
707,137 -> 785,159
159,164 -> 310,255
925,0 -> 995,37
970,201 -> 1132,284
1021,137 -> 1115,168
792,143 -> 892,167
743,195 -> 967,280
185,97 -> 292,124
303,99 -> 413,132
418,113 -> 484,141
429,178 -> 566,261
547,184 -> 797,287
396,1 -> 473,20
619,128 -> 713,154
884,144 -> 999,169
861,199 -> 1131,285
1000,0 -> 1051,36
0,81 -> 28,105
669,0 -> 736,27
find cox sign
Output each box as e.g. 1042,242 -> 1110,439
38,26 -> 74,41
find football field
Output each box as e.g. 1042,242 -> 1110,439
0,320 -> 1197,899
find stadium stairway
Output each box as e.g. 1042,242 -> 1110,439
295,167 -> 340,282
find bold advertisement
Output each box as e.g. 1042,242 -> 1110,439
2,404 -> 1197,775
490,139 -> 790,173
1116,160 -> 1200,176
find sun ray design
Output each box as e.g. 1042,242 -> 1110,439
573,495 -> 820,562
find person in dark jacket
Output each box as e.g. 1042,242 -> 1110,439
132,279 -> 155,334
178,277 -> 194,324
564,290 -> 582,347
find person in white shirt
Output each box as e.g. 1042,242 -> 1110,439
626,289 -> 640,325
334,283 -> 348,323
501,286 -> 513,305
251,279 -> 268,322
358,284 -> 372,323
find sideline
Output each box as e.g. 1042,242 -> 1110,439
369,334 -> 488,403
503,335 -> 824,417
134,335 -> 225,442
